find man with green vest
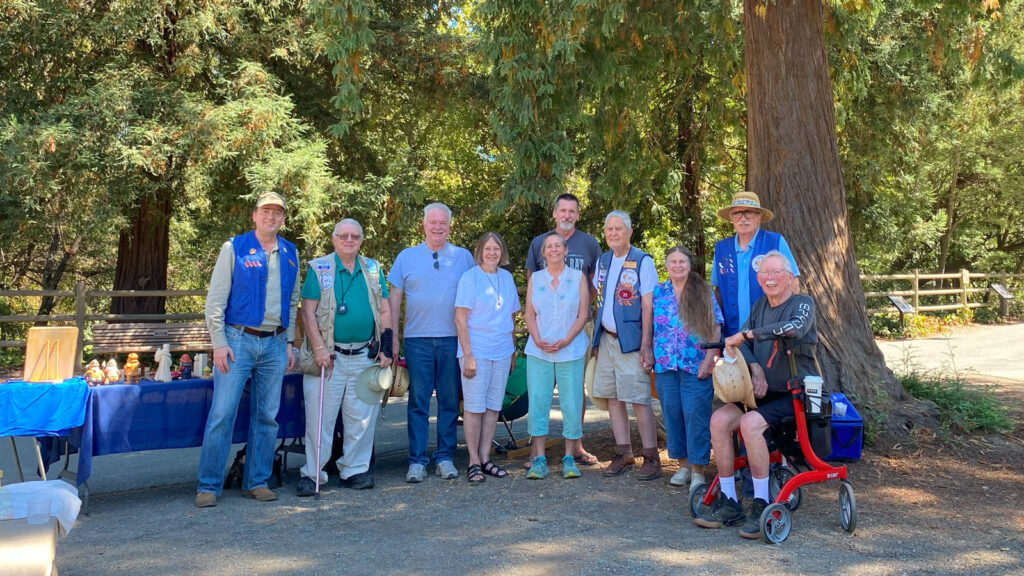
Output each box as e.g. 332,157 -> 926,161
295,218 -> 393,495
196,192 -> 300,508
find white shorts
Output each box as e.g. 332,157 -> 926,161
460,356 -> 512,413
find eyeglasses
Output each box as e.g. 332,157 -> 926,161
730,210 -> 760,221
432,251 -> 440,270
757,269 -> 790,278
333,233 -> 362,241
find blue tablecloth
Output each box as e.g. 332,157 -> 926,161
0,378 -> 89,437
45,374 -> 306,486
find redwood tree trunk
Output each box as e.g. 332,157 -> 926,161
676,109 -> 707,275
744,0 -> 902,403
110,188 -> 171,318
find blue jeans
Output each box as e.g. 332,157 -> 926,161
196,326 -> 287,494
653,370 -> 713,465
404,337 -> 461,466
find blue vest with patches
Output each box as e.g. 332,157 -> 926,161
592,246 -> 650,354
223,230 -> 298,330
714,230 -> 781,336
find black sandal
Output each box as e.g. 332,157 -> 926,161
467,464 -> 485,483
482,460 -> 508,478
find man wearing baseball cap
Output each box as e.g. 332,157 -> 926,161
195,191 -> 301,507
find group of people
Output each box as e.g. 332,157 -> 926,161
192,189 -> 820,542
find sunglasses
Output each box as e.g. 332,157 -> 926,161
730,210 -> 760,221
433,251 -> 440,270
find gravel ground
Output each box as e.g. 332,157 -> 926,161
11,322 -> 1024,575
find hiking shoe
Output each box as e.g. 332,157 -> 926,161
637,449 -> 662,481
406,463 -> 426,483
241,487 -> 278,502
436,460 -> 458,480
694,493 -> 745,529
340,472 -> 375,490
527,456 -> 549,479
670,467 -> 692,486
602,453 -> 635,477
562,455 -> 581,479
296,476 -> 316,497
194,492 -> 217,508
740,498 -> 769,539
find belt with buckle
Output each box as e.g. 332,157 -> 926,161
334,342 -> 370,356
233,325 -> 285,338
603,329 -> 618,339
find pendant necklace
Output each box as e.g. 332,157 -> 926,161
337,268 -> 357,315
484,268 -> 503,308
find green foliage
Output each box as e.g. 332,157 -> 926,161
899,372 -> 1013,434
869,309 -> 972,339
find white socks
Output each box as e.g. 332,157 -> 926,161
719,475 -> 737,501
753,475 -> 770,502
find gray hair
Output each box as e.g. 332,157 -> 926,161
334,218 -> 363,236
423,202 -> 452,221
760,250 -> 793,274
604,210 -> 632,230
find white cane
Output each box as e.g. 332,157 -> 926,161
315,363 -> 326,500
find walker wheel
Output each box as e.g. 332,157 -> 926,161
761,502 -> 792,544
839,480 -> 857,533
689,482 -> 712,518
769,466 -> 803,511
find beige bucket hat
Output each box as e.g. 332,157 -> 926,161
584,354 -> 608,411
356,364 -> 393,405
712,351 -> 757,410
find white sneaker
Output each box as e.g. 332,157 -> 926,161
405,463 -> 426,483
435,460 -> 458,479
669,467 -> 692,486
690,472 -> 706,492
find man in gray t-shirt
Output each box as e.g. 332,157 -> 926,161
388,203 -> 474,483
524,193 -> 602,467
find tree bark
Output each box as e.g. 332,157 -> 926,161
110,187 -> 171,318
676,108 -> 707,276
743,0 -> 904,407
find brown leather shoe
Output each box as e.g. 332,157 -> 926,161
194,492 -> 217,508
602,445 -> 636,477
241,487 -> 279,502
637,448 -> 662,481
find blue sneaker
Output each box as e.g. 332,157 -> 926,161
562,455 -> 581,479
527,456 -> 549,479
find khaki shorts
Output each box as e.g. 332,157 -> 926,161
593,331 -> 652,405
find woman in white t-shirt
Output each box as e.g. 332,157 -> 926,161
523,232 -> 590,480
455,232 -> 521,483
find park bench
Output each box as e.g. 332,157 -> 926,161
90,322 -> 212,355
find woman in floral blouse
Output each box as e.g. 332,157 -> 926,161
651,246 -> 723,492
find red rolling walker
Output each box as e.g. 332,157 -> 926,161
690,347 -> 857,543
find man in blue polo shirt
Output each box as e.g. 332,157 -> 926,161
389,203 -> 475,483
196,192 -> 300,508
711,192 -> 800,338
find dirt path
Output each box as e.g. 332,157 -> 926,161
23,323 -> 1024,574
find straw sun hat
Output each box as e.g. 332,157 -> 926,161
716,191 -> 775,222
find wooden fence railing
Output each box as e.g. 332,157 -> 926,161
2,270 -> 1021,364
860,270 -> 1023,315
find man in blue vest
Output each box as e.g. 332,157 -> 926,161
710,191 -> 799,502
711,192 -> 800,338
592,210 -> 662,480
195,192 -> 300,508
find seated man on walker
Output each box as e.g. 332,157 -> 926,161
694,251 -> 818,540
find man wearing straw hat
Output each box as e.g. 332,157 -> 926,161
295,218 -> 392,495
695,251 -> 818,540
196,192 -> 300,507
711,192 -> 800,339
